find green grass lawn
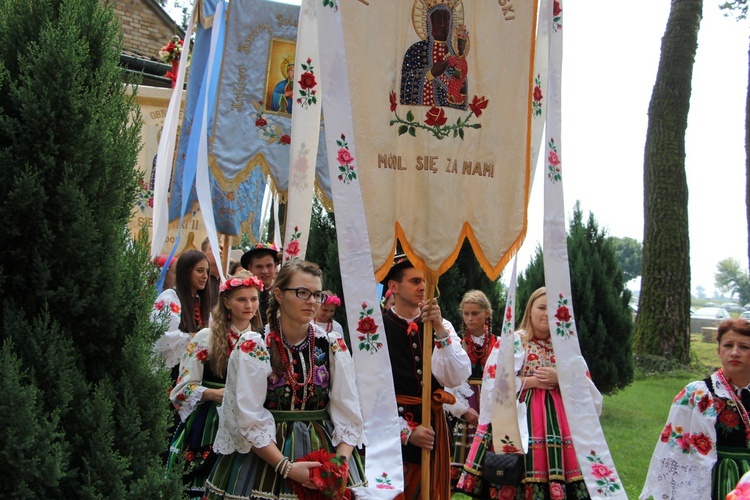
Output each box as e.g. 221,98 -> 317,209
452,336 -> 718,499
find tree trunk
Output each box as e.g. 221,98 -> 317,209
635,0 -> 703,363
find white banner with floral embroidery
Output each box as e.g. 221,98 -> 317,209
282,2 -> 322,262
541,0 -> 625,497
311,0 -> 407,496
489,258 -> 528,455
333,0 -> 538,282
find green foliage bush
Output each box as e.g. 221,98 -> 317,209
0,0 -> 180,495
517,202 -> 634,394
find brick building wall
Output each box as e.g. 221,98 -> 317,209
113,0 -> 182,60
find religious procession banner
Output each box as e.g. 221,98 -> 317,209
208,0 -> 297,239
208,0 -> 331,239
129,87 -> 208,255
338,0 -> 537,282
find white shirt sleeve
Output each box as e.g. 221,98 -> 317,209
432,319 -> 472,389
169,328 -> 211,421
324,328 -> 366,447
213,332 -> 275,454
151,289 -> 191,368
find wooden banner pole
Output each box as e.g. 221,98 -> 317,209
420,274 -> 437,500
221,233 -> 231,276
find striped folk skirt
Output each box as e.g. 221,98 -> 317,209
166,380 -> 223,499
204,409 -> 366,499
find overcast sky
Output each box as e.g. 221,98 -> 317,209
166,0 -> 750,297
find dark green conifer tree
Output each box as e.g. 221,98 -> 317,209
0,0 -> 179,495
517,203 -> 634,394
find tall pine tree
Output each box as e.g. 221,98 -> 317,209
0,0 -> 179,496
517,203 -> 634,394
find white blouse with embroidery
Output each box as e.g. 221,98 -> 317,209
640,371 -> 728,500
169,324 -> 254,422
151,289 -> 190,369
214,324 -> 366,455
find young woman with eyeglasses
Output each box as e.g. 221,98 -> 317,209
205,260 -> 367,499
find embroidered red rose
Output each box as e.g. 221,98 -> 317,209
469,95 -> 489,117
714,398 -> 727,412
202,450 -> 210,459
591,463 -> 613,479
389,91 -> 397,112
554,306 -> 571,322
285,240 -> 300,256
549,482 -> 565,499
463,474 -> 477,492
675,388 -> 687,402
501,444 -> 520,453
185,451 -> 195,462
255,117 -> 267,127
240,339 -> 257,353
336,338 -> 348,352
660,423 -> 672,443
486,364 -> 497,379
719,409 -> 739,427
195,348 -> 208,362
550,355 -> 556,364
337,148 -> 354,165
148,197 -> 154,207
548,150 -> 561,166
424,106 -> 447,126
154,300 -> 165,311
170,302 -> 181,314
697,393 -> 711,413
280,134 -> 291,145
499,486 -> 516,499
676,433 -> 691,451
489,486 -> 498,499
505,306 -> 512,322
357,317 -> 377,335
690,433 -> 712,455
298,71 -> 316,90
527,353 -> 539,362
553,0 -> 562,16
533,85 -> 543,102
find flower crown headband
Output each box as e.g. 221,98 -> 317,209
220,276 -> 264,293
324,294 -> 341,306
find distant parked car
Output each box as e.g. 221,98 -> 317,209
743,303 -> 750,311
741,310 -> 750,320
721,302 -> 743,313
691,307 -> 732,333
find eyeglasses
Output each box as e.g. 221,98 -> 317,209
282,287 -> 328,304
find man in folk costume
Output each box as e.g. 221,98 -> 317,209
240,242 -> 281,325
382,255 -> 471,499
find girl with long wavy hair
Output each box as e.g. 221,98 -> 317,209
168,270 -> 263,499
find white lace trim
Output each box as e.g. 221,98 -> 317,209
640,455 -> 713,500
177,385 -> 205,422
444,383 -> 472,418
331,419 -> 366,448
153,330 -> 190,369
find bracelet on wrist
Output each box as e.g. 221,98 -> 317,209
434,336 -> 451,349
282,461 -> 292,479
